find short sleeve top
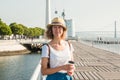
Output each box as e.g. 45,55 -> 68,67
41,41 -> 74,72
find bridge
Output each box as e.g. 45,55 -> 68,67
18,39 -> 48,52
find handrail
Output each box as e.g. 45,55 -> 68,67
30,60 -> 42,80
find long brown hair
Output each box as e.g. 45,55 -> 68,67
45,25 -> 67,40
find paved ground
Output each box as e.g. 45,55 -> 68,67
0,40 -> 26,52
72,41 -> 120,80
0,40 -> 30,56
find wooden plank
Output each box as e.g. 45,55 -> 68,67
92,72 -> 104,80
88,72 -> 99,80
84,71 -> 95,80
102,66 -> 111,72
76,72 -> 84,80
73,72 -> 80,80
93,66 -> 100,72
72,41 -> 120,80
80,72 -> 89,80
79,62 -> 85,66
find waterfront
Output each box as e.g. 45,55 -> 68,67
0,53 -> 41,80
0,39 -> 120,80
80,40 -> 120,54
0,31 -> 120,80
77,31 -> 120,54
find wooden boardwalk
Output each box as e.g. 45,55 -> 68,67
72,41 -> 120,80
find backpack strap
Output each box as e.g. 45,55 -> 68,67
42,43 -> 50,56
67,41 -> 73,61
42,43 -> 50,68
45,43 -> 50,57
67,41 -> 71,50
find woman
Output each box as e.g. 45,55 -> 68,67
41,17 -> 75,80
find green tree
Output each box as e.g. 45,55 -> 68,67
0,19 -> 12,39
20,24 -> 29,36
32,27 -> 45,38
33,27 -> 40,37
40,28 -> 45,35
9,23 -> 24,38
41,29 -> 45,35
27,28 -> 34,38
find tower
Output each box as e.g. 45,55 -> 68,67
65,19 -> 75,37
46,0 -> 51,26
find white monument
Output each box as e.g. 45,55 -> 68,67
46,0 -> 51,25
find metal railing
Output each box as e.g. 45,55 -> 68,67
30,60 -> 42,80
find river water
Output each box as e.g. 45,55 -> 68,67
0,53 -> 41,80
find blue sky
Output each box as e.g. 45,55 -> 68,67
0,0 -> 120,32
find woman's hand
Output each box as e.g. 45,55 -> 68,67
62,64 -> 73,70
67,64 -> 75,76
62,64 -> 75,76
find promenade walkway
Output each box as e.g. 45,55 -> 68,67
72,41 -> 120,80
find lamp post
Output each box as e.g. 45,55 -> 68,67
114,21 -> 116,38
61,9 -> 65,20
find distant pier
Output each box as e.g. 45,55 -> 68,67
84,40 -> 120,44
82,37 -> 120,44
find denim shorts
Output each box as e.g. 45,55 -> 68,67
46,72 -> 72,80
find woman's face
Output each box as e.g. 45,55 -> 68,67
52,25 -> 64,38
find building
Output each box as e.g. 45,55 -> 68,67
65,19 -> 75,38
